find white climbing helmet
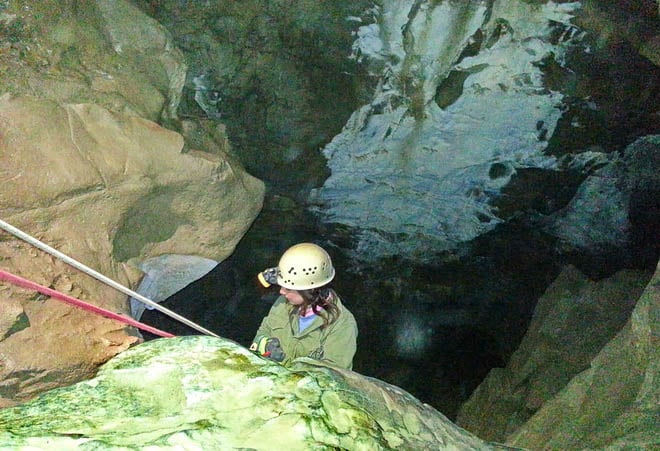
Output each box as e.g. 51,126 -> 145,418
276,243 -> 335,290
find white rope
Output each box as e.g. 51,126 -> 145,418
0,218 -> 219,337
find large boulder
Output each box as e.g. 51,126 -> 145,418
507,260 -> 659,449
456,265 -> 652,442
0,335 -> 504,450
0,95 -> 264,405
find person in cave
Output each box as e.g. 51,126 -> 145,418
250,242 -> 358,370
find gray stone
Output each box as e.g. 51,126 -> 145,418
456,266 -> 651,442
130,254 -> 218,321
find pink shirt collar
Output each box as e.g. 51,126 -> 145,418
301,306 -> 324,317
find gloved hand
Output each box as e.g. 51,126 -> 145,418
250,335 -> 286,362
263,337 -> 286,362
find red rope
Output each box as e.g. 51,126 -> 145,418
0,269 -> 175,338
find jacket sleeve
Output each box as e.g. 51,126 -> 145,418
253,296 -> 286,343
253,317 -> 274,345
321,313 -> 358,370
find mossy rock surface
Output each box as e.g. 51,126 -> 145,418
0,336 -> 495,450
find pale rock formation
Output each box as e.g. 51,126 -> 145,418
129,254 -> 219,321
311,0 -> 583,261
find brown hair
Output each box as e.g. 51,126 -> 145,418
289,286 -> 340,328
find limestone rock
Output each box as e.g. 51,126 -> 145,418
507,260 -> 660,449
543,135 -> 660,257
0,0 -> 185,122
0,336 -> 500,450
311,1 -> 583,262
456,266 -> 651,442
0,95 -> 264,403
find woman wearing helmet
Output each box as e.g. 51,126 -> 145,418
251,243 -> 358,370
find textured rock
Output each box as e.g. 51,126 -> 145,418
576,0 -> 660,67
0,95 -> 264,403
132,0 -> 372,188
311,0 -> 583,262
0,335 -> 501,450
507,260 -> 660,449
543,135 -> 660,257
0,0 -> 185,122
93,0 -> 187,120
456,265 -> 651,442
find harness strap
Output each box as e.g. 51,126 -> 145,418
0,269 -> 175,338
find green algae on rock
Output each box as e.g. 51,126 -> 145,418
0,336 -> 497,450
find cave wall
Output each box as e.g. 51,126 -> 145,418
508,262 -> 659,449
0,0 -> 658,448
133,1 -> 659,443
456,265 -> 652,442
134,0 -> 374,192
0,0 -> 264,405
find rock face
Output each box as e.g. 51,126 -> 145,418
0,0 -> 185,122
456,265 -> 651,442
133,0 -> 372,189
508,261 -> 660,449
0,0 -> 264,406
129,255 -> 219,321
456,263 -> 658,449
311,0 -> 584,261
543,135 -> 660,263
0,335 -> 502,450
304,0 -> 659,264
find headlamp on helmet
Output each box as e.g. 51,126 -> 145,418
257,267 -> 279,288
256,243 -> 335,290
